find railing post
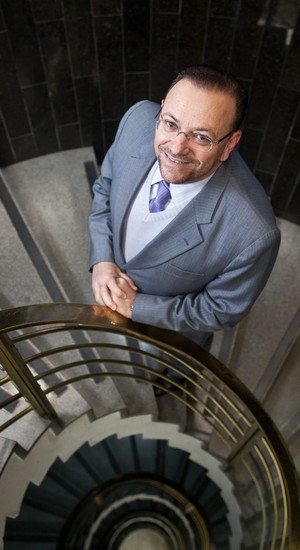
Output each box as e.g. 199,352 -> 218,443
0,334 -> 57,419
226,425 -> 262,465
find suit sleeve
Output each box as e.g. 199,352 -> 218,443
88,147 -> 115,269
131,228 -> 280,333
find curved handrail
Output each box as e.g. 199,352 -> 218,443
0,302 -> 300,549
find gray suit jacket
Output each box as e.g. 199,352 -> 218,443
89,101 -> 280,347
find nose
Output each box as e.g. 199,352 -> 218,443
169,131 -> 190,153
176,131 -> 189,140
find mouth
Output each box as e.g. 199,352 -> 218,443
162,150 -> 193,165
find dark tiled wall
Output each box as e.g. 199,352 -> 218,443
0,0 -> 299,224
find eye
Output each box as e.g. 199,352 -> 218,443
163,119 -> 177,131
194,133 -> 212,144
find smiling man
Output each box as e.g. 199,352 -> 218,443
155,78 -> 240,184
88,65 -> 280,352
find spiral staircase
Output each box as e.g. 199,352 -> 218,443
0,147 -> 299,549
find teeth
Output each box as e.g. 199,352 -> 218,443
166,152 -> 186,164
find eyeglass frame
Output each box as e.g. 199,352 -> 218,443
156,115 -> 234,152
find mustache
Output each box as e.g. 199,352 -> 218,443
160,147 -> 194,164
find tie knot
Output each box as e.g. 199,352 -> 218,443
149,180 -> 171,213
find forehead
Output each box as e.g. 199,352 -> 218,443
163,79 -> 236,132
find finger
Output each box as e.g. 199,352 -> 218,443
108,279 -> 128,300
118,272 -> 138,290
116,277 -> 129,290
97,297 -> 106,306
92,284 -> 103,305
93,286 -> 108,307
99,285 -> 117,310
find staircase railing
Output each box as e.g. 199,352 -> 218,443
0,303 -> 299,549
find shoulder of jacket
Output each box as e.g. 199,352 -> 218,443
122,100 -> 160,123
115,100 -> 159,142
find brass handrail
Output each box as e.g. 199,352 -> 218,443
0,302 -> 299,549
0,333 -> 57,419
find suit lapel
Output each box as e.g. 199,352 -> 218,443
115,156 -> 154,217
123,161 -> 230,268
113,151 -> 155,259
124,205 -> 204,268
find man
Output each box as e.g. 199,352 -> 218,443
88,65 -> 280,352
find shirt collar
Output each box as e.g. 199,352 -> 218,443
150,161 -> 213,199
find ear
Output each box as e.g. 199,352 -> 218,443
156,99 -> 164,119
220,130 -> 242,162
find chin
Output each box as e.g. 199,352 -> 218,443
161,172 -> 187,185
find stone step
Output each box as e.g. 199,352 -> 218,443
1,148 -> 97,304
0,200 -> 52,309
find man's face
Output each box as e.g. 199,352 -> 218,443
154,79 -> 242,184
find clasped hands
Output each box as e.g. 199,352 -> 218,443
92,261 -> 137,319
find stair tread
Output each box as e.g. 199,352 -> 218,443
0,436 -> 16,473
0,200 -> 51,308
0,409 -> 51,451
2,148 -> 96,304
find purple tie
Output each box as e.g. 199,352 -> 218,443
149,180 -> 171,213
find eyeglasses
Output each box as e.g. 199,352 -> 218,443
156,116 -> 233,152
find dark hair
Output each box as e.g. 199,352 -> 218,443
166,64 -> 248,130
